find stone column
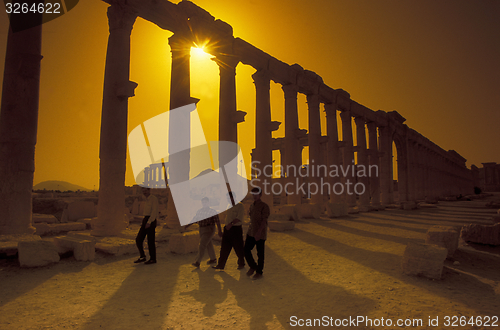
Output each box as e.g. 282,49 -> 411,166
325,103 -> 341,203
407,141 -> 417,202
306,93 -> 322,205
416,144 -> 425,200
282,84 -> 301,205
0,17 -> 43,235
215,53 -> 240,179
367,122 -> 380,206
253,70 -> 274,209
165,33 -> 194,228
340,110 -> 356,207
354,116 -> 370,209
378,125 -> 393,205
93,5 -> 137,236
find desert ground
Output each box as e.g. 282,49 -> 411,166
1,195 -> 499,330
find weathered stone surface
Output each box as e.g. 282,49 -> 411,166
131,199 -> 145,215
298,203 -> 322,219
492,215 -> 500,224
425,226 -> 460,258
67,201 -> 96,221
34,222 -> 86,236
80,218 -> 93,229
268,214 -> 291,221
32,214 -> 58,224
0,241 -> 18,257
273,205 -> 299,221
268,220 -> 295,232
168,231 -> 199,254
401,201 -> 418,210
461,223 -> 500,246
53,236 -> 95,261
326,202 -> 348,218
425,198 -> 439,204
401,242 -> 447,280
95,237 -> 137,255
91,215 -> 128,237
18,239 -> 60,267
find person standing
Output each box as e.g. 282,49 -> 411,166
134,187 -> 159,264
187,197 -> 223,268
245,187 -> 270,279
213,192 -> 246,270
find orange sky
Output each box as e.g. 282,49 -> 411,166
1,0 -> 499,190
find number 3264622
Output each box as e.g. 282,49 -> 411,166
5,2 -> 61,14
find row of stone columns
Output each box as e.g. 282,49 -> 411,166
94,4 -> 474,235
0,2 -> 475,235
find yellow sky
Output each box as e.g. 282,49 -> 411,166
0,0 -> 499,190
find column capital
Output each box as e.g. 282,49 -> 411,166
282,83 -> 299,98
324,102 -> 337,115
366,121 -> 377,130
354,116 -> 366,126
252,70 -> 270,87
107,5 -> 137,34
306,93 -> 320,106
168,33 -> 193,51
212,54 -> 239,73
339,109 -> 351,120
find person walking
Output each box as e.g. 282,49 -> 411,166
134,187 -> 159,264
187,197 -> 223,268
212,192 -> 246,270
245,187 -> 270,279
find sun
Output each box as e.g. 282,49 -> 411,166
190,45 -> 213,62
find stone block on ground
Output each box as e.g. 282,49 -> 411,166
32,214 -> 58,224
326,202 -> 348,218
34,222 -> 86,236
18,239 -> 60,267
268,220 -> 295,232
80,218 -> 93,229
67,201 -> 96,221
298,203 -> 322,219
402,242 -> 447,280
425,198 -> 439,204
0,241 -> 18,257
460,223 -> 500,246
95,237 -> 137,256
53,236 -> 95,261
425,226 -> 460,258
273,205 -> 299,221
168,231 -> 199,254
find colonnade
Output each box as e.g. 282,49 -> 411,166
90,0 -> 473,235
0,0 -> 473,235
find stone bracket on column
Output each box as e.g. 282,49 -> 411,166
232,110 -> 247,123
116,80 -> 138,99
294,128 -> 307,139
269,121 -> 281,131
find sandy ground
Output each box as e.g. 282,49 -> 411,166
1,195 -> 499,330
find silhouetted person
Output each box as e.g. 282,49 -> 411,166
213,192 -> 245,270
134,187 -> 158,264
245,187 -> 270,279
186,197 -> 223,268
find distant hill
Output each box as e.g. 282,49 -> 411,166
33,180 -> 91,192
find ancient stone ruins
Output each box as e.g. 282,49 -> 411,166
0,1 -> 496,273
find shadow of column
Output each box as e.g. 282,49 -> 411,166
215,247 -> 376,329
80,260 -> 179,330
